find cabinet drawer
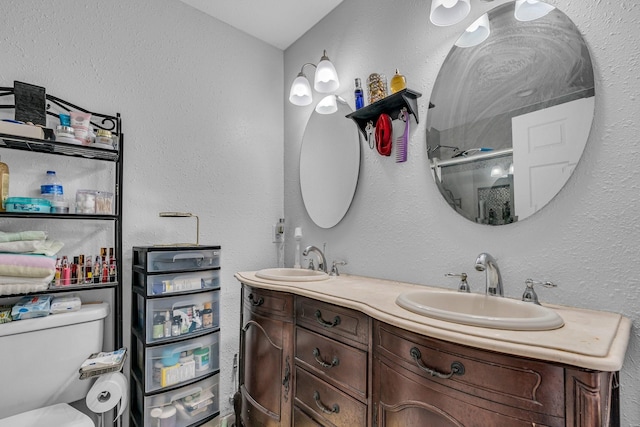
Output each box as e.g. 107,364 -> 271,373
374,322 -> 564,418
134,246 -> 221,272
295,367 -> 366,427
134,269 -> 220,296
296,297 -> 369,347
295,327 -> 367,399
243,285 -> 293,319
375,358 -> 563,427
133,373 -> 219,427
134,291 -> 220,344
133,331 -> 219,393
294,406 -> 323,426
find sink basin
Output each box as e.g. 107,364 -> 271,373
396,291 -> 564,331
255,268 -> 329,282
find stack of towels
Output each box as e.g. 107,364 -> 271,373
0,231 -> 64,296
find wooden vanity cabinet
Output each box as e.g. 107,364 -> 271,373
293,297 -> 372,427
373,321 -> 616,427
239,285 -> 294,427
237,282 -> 618,427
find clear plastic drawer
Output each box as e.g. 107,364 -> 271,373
133,246 -> 221,272
133,331 -> 220,393
134,291 -> 220,344
133,374 -> 219,427
135,269 -> 221,296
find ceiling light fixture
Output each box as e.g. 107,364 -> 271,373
289,50 -> 340,107
430,0 -> 471,26
455,13 -> 490,47
514,0 -> 555,22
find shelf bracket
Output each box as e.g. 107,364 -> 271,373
345,88 -> 423,141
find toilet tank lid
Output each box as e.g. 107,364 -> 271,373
0,302 -> 109,338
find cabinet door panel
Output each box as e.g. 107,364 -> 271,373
240,286 -> 294,427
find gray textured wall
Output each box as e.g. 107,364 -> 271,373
284,0 -> 640,424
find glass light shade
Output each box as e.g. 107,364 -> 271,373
430,0 -> 471,26
455,13 -> 490,48
314,58 -> 340,93
289,74 -> 313,106
490,165 -> 504,178
315,95 -> 338,115
514,0 -> 555,22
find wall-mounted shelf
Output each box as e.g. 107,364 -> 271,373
346,88 -> 422,141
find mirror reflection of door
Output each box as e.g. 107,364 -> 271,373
512,97 -> 594,219
426,1 -> 595,226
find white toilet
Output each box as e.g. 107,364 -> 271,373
0,302 -> 110,426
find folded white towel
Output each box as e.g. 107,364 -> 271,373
0,231 -> 47,243
0,239 -> 64,256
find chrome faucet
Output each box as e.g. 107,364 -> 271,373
475,252 -> 503,297
303,245 -> 327,273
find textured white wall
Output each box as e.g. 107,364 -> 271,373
0,0 -> 284,422
284,0 -> 640,424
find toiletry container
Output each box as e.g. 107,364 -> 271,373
0,302 -> 109,426
0,156 -> 8,212
354,78 -> 364,110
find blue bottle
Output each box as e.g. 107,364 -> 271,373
354,78 -> 364,110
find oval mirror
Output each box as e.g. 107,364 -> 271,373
300,96 -> 360,228
427,1 -> 594,225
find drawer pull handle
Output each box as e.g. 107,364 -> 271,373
248,293 -> 264,306
313,391 -> 340,415
315,310 -> 341,328
410,347 -> 465,379
312,348 -> 340,368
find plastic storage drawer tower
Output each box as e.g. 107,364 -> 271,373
130,245 -> 221,427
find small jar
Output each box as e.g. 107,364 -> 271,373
171,316 -> 181,336
202,302 -> 213,328
94,129 -> 114,148
50,200 -> 69,214
367,73 -> 388,104
55,126 -> 78,144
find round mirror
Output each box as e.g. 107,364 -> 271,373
427,1 -> 594,225
300,96 -> 360,228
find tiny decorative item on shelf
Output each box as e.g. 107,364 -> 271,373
390,69 -> 407,94
367,73 -> 388,104
354,78 -> 364,110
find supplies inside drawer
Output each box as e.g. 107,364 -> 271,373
138,374 -> 219,427
136,270 -> 221,296
135,291 -> 220,344
134,331 -> 219,393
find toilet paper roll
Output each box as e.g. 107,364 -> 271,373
86,372 -> 128,420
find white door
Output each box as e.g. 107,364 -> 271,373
512,97 -> 594,219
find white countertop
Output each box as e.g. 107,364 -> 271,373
235,271 -> 631,372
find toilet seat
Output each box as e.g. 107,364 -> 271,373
0,403 -> 94,427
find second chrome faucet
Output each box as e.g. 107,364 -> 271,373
475,252 -> 503,297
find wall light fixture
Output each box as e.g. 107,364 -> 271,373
289,50 -> 340,106
430,0 -> 471,26
455,13 -> 490,47
514,0 -> 555,22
